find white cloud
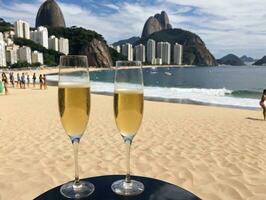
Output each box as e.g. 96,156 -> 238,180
0,0 -> 266,58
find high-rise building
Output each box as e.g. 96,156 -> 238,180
30,26 -> 49,48
23,22 -> 30,39
48,35 -> 59,51
147,39 -> 156,64
157,42 -> 171,64
114,46 -> 120,53
0,33 -> 6,67
58,37 -> 69,55
122,43 -> 133,61
6,44 -> 19,65
173,43 -> 183,65
32,51 -> 44,64
17,46 -> 32,64
134,44 -> 145,63
14,20 -> 30,39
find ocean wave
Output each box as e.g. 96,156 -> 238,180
89,82 -> 260,109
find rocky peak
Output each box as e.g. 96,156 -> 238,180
141,11 -> 172,38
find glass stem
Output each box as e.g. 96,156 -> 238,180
72,138 -> 80,185
125,138 -> 132,183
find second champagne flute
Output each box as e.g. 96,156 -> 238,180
111,61 -> 145,196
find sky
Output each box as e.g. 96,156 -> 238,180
0,0 -> 266,59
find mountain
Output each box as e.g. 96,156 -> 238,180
141,11 -> 172,38
217,54 -> 244,66
135,28 -> 217,66
112,36 -> 140,47
36,0 -> 66,28
48,26 -> 115,67
253,56 -> 266,66
240,55 -> 255,63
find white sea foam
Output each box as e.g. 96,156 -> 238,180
90,82 -> 260,109
47,75 -> 260,108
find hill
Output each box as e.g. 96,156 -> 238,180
240,55 -> 255,63
135,28 -> 217,66
253,56 -> 266,66
112,36 -> 140,47
217,54 -> 244,66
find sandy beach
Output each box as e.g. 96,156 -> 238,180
0,86 -> 266,200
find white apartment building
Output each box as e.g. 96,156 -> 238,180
14,20 -> 30,39
147,39 -> 156,64
48,35 -> 59,51
32,51 -> 44,64
157,42 -> 171,64
58,37 -> 69,55
17,46 -> 32,64
134,44 -> 145,63
121,43 -> 133,61
114,45 -> 120,53
0,32 -> 6,67
173,43 -> 183,65
6,44 -> 19,65
30,26 -> 49,49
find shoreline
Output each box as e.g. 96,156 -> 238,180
1,66 -> 262,111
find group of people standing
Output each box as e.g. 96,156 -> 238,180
0,71 -> 47,95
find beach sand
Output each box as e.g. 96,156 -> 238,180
0,86 -> 266,200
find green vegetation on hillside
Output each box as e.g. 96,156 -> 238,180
0,18 -> 12,32
14,37 -> 62,66
48,26 -> 105,54
48,26 -> 125,64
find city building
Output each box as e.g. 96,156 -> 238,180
173,43 -> 183,65
32,51 -> 44,64
0,32 -> 6,67
14,20 -> 30,39
17,46 -> 32,64
6,44 -> 19,65
48,35 -> 59,51
134,44 -> 145,63
147,39 -> 156,64
157,42 -> 171,64
58,37 -> 69,55
122,43 -> 133,61
154,58 -> 162,65
114,46 -> 120,53
30,26 -> 49,48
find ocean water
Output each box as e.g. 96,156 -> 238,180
48,66 -> 266,109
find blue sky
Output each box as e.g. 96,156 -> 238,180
0,0 -> 266,59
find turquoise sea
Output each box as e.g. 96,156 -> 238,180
48,65 -> 266,109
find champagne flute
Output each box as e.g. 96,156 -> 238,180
111,61 -> 144,196
58,55 -> 94,199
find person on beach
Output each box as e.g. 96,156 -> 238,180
16,73 -> 21,88
259,89 -> 266,120
1,73 -> 8,95
39,74 -> 43,90
9,72 -> 14,87
26,73 -> 30,88
43,74 -> 47,89
32,73 -> 36,87
21,73 -> 26,89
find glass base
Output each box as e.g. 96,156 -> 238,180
111,179 -> 144,196
60,180 -> 94,199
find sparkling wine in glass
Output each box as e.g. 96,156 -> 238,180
111,61 -> 145,196
58,55 -> 94,199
